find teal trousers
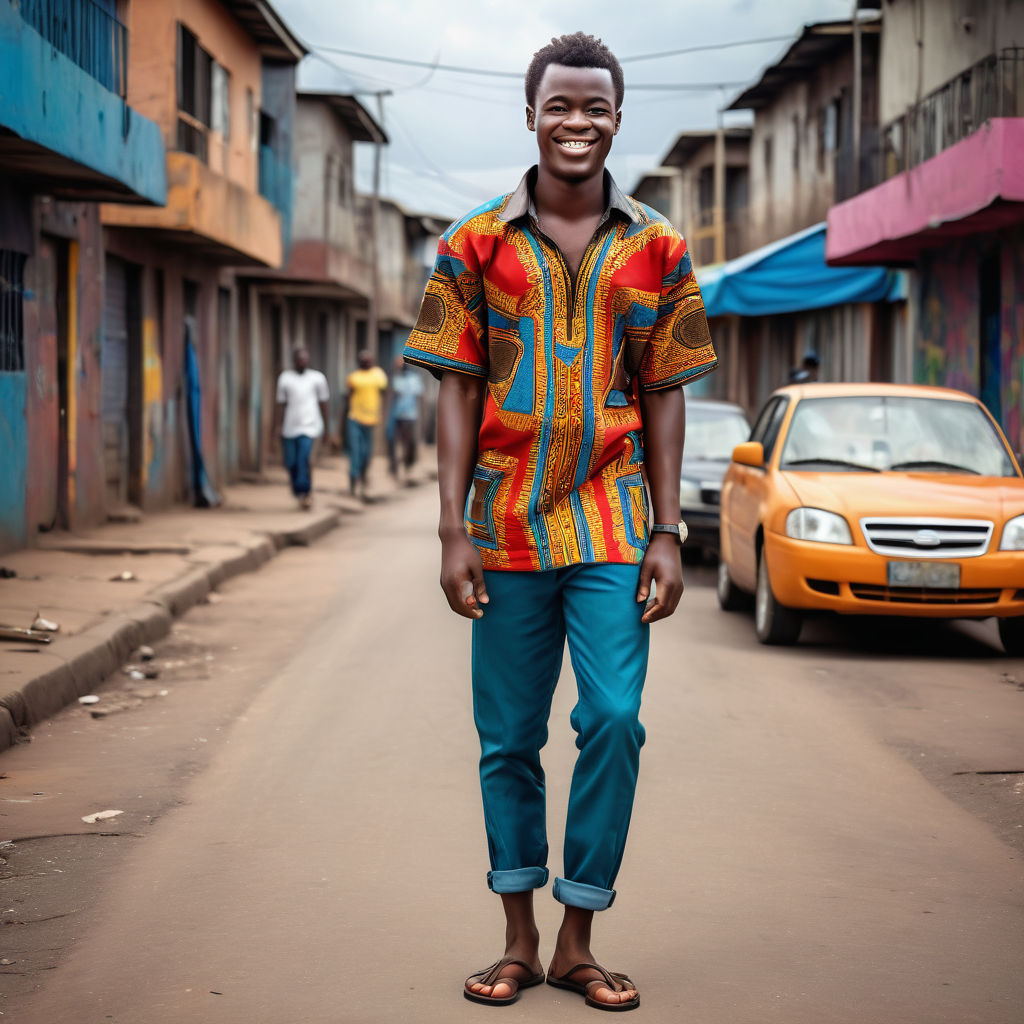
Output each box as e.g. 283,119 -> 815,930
471,563 -> 649,911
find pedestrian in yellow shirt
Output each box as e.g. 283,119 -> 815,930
343,350 -> 388,498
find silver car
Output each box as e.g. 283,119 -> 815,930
680,399 -> 751,558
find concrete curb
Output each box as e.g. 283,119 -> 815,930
0,509 -> 340,753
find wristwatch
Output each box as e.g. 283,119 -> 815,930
651,521 -> 688,543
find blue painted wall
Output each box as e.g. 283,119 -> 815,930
0,373 -> 27,551
0,2 -> 166,205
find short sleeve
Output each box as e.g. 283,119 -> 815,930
639,234 -> 718,391
315,373 -> 329,401
375,368 -> 388,390
403,230 -> 487,381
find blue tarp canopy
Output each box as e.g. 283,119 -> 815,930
695,222 -> 905,318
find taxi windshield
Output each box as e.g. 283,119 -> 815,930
779,395 -> 1016,477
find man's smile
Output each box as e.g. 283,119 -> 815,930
556,138 -> 596,151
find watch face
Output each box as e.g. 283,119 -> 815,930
679,521 -> 688,543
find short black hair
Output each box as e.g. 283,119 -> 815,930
525,32 -> 624,110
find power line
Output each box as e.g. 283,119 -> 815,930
619,35 -> 796,63
312,31 -> 795,82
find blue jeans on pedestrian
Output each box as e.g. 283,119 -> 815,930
346,419 -> 375,485
471,563 -> 649,911
282,434 -> 313,497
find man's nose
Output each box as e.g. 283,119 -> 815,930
562,109 -> 591,130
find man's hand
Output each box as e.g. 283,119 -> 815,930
637,533 -> 684,623
440,530 -> 490,619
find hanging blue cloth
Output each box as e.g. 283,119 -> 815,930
696,223 -> 906,318
184,317 -> 220,508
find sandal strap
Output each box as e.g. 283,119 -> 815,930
467,956 -> 534,987
561,962 -> 624,992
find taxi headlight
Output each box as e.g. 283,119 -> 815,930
679,478 -> 701,506
785,507 -> 853,545
1000,513 -> 1024,551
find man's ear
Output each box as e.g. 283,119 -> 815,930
526,106 -> 536,132
614,110 -> 622,135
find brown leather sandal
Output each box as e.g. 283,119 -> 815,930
463,956 -> 546,1006
546,962 -> 640,1012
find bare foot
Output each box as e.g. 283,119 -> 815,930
466,951 -> 543,1001
548,955 -> 639,1006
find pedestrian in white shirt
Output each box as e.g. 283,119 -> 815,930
273,347 -> 329,509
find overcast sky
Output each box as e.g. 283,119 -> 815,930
274,0 -> 854,219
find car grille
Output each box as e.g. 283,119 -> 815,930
700,485 -> 720,506
859,517 -> 993,558
850,583 -> 1001,605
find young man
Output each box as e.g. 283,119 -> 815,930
273,347 -> 329,510
404,33 -> 717,1011
343,350 -> 388,497
387,357 -> 425,482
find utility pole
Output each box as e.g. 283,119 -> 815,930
366,90 -> 391,359
852,0 -> 862,195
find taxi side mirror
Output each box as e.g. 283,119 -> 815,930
732,441 -> 765,468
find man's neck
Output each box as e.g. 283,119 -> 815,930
533,164 -> 606,223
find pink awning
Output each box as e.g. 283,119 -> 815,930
826,118 -> 1024,267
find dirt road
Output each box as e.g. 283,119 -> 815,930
4,483 -> 1022,1023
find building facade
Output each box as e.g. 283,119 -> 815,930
0,0 -> 166,551
827,0 -> 1024,455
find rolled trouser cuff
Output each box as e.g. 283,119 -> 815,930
487,867 -> 549,893
553,876 -> 616,910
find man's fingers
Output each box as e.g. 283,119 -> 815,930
636,565 -> 653,603
473,574 -> 490,606
460,579 -> 484,618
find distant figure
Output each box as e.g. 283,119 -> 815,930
388,357 -> 425,482
274,347 -> 329,510
343,350 -> 388,498
788,350 -> 821,384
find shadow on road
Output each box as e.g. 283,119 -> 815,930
684,561 -> 1008,661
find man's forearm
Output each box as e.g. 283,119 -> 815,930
639,386 -> 685,523
437,372 -> 485,536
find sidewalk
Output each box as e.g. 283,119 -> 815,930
0,452 -> 432,752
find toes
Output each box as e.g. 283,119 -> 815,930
491,980 -> 514,999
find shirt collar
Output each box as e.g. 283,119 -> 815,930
496,166 -> 638,226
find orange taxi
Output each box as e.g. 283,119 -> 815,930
716,383 -> 1024,652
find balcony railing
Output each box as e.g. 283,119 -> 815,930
881,47 -> 1023,179
12,0 -> 127,98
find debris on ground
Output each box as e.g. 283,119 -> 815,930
81,810 -> 123,824
30,612 -> 60,632
110,570 -> 138,582
0,625 -> 52,644
137,645 -> 155,661
0,567 -> 16,578
78,695 -> 100,705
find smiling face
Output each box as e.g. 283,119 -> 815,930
527,63 -> 620,183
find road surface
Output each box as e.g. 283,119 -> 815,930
3,483 -> 1023,1023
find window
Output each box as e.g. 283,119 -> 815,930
211,62 -> 231,139
750,396 -> 789,463
762,135 -> 774,194
0,250 -> 26,372
176,23 -> 223,160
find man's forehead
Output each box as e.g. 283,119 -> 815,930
535,63 -> 615,101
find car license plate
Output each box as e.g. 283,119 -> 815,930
887,561 -> 960,588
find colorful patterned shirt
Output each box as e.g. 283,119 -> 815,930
404,168 -> 718,572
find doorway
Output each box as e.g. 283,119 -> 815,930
102,254 -> 142,509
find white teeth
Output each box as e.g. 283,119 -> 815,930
559,140 -> 591,149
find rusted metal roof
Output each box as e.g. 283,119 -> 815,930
727,20 -> 880,111
297,91 -> 388,145
220,0 -> 307,62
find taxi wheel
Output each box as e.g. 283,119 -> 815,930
717,558 -> 752,611
997,616 -> 1024,656
755,548 -> 802,645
